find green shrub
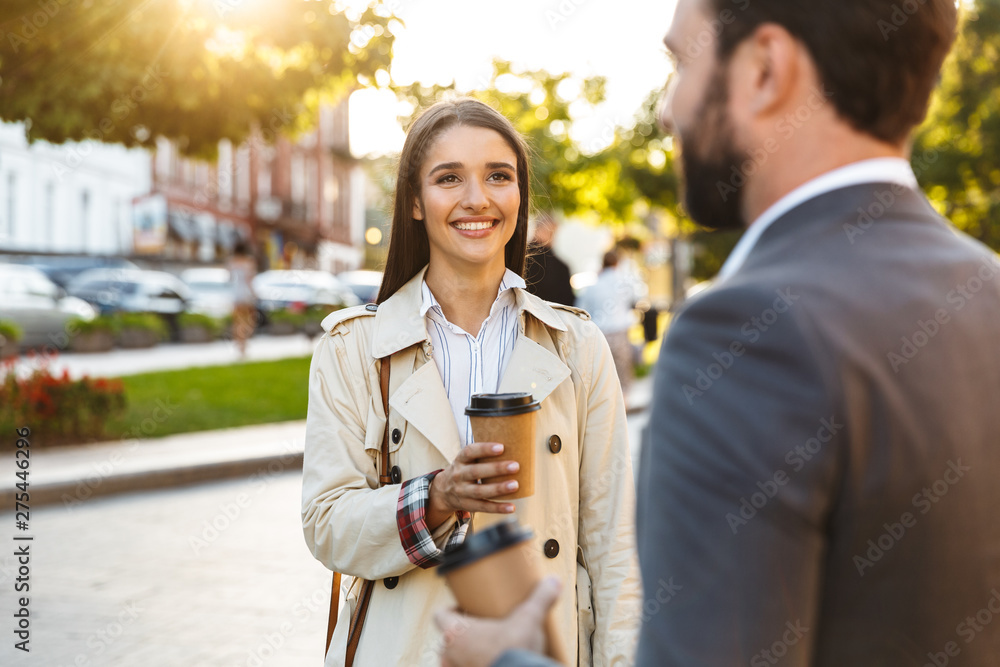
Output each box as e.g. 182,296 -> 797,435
117,312 -> 169,339
0,320 -> 23,344
178,312 -> 224,337
268,309 -> 307,328
67,314 -> 120,337
305,304 -> 343,320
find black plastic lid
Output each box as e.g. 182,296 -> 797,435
437,519 -> 534,575
465,392 -> 541,417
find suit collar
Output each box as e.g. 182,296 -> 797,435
746,182 -> 937,261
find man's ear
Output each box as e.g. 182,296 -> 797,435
733,23 -> 801,118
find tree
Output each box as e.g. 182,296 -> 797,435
913,0 -> 1000,251
393,60 -> 642,222
0,0 -> 395,157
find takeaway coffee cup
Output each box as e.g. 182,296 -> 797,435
465,393 -> 541,500
438,519 -> 567,664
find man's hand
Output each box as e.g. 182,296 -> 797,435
435,577 -> 562,667
427,442 -> 519,529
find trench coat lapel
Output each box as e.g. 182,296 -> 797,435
390,359 -> 462,465
498,330 -> 571,406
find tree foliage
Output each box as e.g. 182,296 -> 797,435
0,0 -> 395,157
393,60 -> 645,222
914,0 -> 1000,251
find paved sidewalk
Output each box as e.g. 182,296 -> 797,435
13,332 -> 320,380
3,375 -> 654,509
1,421 -> 307,508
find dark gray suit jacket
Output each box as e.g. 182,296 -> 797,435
636,183 -> 1000,665
492,184 -> 1000,667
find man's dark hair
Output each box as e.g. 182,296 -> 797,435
710,0 -> 958,144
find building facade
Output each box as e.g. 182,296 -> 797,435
0,122 -> 151,256
149,99 -> 365,272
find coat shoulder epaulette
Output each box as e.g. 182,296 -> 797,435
321,303 -> 378,333
549,303 -> 592,321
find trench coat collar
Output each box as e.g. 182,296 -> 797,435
371,265 -> 569,358
373,265 -> 572,463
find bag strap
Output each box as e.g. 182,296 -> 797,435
326,354 -> 392,663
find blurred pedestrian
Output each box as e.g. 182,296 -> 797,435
436,0 -> 1000,666
301,98 -> 639,667
524,213 -> 575,306
578,250 -> 635,396
227,240 -> 256,358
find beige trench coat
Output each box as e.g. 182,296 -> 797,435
302,268 -> 640,666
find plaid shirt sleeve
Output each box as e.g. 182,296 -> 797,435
397,470 -> 471,569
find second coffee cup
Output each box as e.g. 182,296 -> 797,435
465,392 -> 540,500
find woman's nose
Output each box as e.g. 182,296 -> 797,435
462,180 -> 489,211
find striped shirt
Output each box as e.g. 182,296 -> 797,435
420,269 -> 525,446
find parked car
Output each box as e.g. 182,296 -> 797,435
252,270 -> 361,318
6,254 -> 139,288
336,270 -> 383,304
181,267 -> 235,318
0,263 -> 96,349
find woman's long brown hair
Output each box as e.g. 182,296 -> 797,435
376,98 -> 531,303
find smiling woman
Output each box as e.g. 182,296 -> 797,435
301,98 -> 640,667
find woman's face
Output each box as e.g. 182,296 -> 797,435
413,124 -> 520,277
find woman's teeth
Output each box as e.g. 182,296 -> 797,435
454,221 -> 494,231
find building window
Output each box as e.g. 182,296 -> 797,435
45,182 -> 55,241
81,189 -> 90,248
6,172 -> 16,238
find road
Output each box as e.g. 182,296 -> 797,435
0,408 -> 650,666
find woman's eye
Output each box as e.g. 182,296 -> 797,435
488,172 -> 513,182
436,174 -> 459,184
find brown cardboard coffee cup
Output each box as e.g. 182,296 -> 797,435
439,519 -> 567,664
466,393 -> 540,500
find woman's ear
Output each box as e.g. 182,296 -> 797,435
412,198 -> 424,221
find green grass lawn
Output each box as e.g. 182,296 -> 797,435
103,356 -> 312,440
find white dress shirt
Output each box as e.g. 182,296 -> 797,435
717,158 -> 920,281
420,269 -> 524,446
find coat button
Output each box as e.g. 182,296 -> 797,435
390,465 -> 402,484
544,539 -> 559,559
384,576 -> 398,589
547,435 -> 562,454
391,428 -> 401,444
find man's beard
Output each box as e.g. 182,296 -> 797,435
676,64 -> 747,231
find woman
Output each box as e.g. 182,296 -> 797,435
227,240 -> 257,358
302,98 -> 640,667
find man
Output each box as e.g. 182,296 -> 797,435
524,213 -> 576,306
577,250 -> 636,395
438,0 -> 1000,664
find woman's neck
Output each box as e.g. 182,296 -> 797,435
425,262 -> 507,335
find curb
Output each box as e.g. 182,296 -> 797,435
5,452 -> 303,509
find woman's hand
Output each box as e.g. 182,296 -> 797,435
427,443 -> 518,529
